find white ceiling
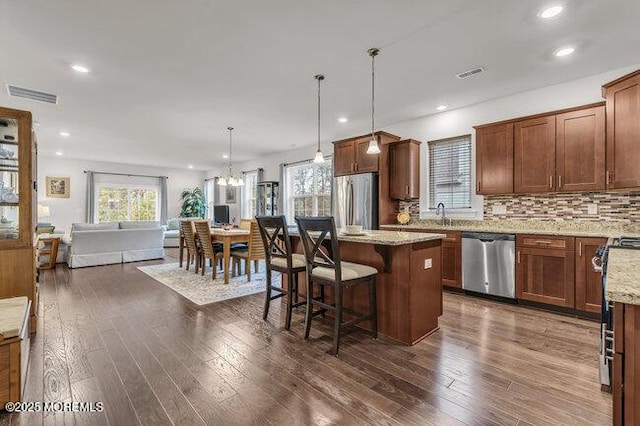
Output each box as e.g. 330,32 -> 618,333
1,0 -> 639,170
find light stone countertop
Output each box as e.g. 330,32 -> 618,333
381,219 -> 640,238
605,248 -> 640,306
336,229 -> 445,246
0,296 -> 29,340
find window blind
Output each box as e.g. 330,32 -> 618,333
428,136 -> 472,209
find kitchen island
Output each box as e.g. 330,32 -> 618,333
287,229 -> 445,345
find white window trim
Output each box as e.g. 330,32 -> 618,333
241,170 -> 258,219
282,156 -> 333,225
94,183 -> 161,222
419,136 -> 483,220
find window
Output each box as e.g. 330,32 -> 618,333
241,171 -> 258,219
428,135 -> 472,209
283,158 -> 332,223
204,179 -> 216,220
97,185 -> 159,222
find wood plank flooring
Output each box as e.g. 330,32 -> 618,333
1,251 -> 611,425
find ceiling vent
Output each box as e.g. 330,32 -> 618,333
5,84 -> 58,104
456,67 -> 485,79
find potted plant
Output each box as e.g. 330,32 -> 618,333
180,187 -> 206,218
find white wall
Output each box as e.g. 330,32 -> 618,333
38,156 -> 205,231
205,64 -> 639,220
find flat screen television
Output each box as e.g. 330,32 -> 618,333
213,205 -> 230,225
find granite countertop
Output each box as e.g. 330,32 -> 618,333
605,248 -> 640,305
381,219 -> 640,238
0,296 -> 29,340
336,229 -> 445,246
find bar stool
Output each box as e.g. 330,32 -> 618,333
295,216 -> 378,356
256,215 -> 307,330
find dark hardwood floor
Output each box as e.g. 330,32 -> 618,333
1,250 -> 611,425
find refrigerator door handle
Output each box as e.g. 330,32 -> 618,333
347,179 -> 354,225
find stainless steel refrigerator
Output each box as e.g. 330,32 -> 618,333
332,173 -> 379,230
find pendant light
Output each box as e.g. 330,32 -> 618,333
366,47 -> 381,155
218,127 -> 244,187
313,74 -> 325,164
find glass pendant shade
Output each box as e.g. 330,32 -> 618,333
218,126 -> 243,186
314,149 -> 325,163
366,138 -> 381,154
313,74 -> 325,164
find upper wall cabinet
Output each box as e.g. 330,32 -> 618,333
389,139 -> 421,200
514,116 -> 556,193
475,102 -> 606,195
603,70 -> 640,190
475,123 -> 514,195
556,105 -> 605,192
333,131 -> 400,177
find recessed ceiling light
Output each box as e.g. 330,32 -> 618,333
436,105 -> 448,111
539,5 -> 563,19
337,117 -> 348,123
59,131 -> 70,137
188,165 -> 194,169
71,64 -> 90,73
554,46 -> 575,57
55,151 -> 63,156
222,154 -> 228,159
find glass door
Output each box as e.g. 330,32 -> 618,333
0,116 -> 20,240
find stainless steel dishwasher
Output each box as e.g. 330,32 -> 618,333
461,232 -> 516,299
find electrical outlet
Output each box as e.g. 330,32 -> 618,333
424,258 -> 432,269
492,204 -> 507,215
587,203 -> 598,215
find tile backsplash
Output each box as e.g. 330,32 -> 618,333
399,191 -> 640,223
485,192 -> 640,222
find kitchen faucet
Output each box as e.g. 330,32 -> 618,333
435,202 -> 451,226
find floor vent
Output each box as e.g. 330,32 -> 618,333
6,84 -> 58,104
456,67 -> 485,79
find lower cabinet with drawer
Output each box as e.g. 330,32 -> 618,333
516,234 -> 576,308
0,298 -> 31,407
432,230 -> 462,289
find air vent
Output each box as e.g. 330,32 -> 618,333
456,67 -> 485,79
6,84 -> 58,104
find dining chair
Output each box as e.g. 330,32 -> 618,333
193,220 -> 224,280
256,215 -> 307,329
231,220 -> 265,281
180,220 -> 201,274
295,216 -> 378,356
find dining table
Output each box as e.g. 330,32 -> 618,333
179,227 -> 251,284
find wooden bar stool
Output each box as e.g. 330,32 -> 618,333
295,216 -> 378,356
256,215 -> 307,330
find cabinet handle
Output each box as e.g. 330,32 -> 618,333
549,175 -> 553,189
517,251 -> 521,264
477,181 -> 480,192
355,163 -> 358,172
406,185 -> 409,196
351,163 -> 354,172
606,170 -> 612,186
558,175 -> 562,188
579,241 -> 582,257
534,240 -> 553,245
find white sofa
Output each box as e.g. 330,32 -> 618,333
64,221 -> 164,268
163,217 -> 205,248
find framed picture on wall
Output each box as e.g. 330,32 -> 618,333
46,176 -> 70,198
225,186 -> 237,204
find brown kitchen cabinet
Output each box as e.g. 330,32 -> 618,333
438,230 -> 461,289
613,302 -> 640,425
603,70 -> 640,190
516,235 -> 575,308
389,139 -> 421,200
475,123 -> 514,194
332,132 -> 401,176
556,106 -> 606,192
475,102 -> 606,195
514,116 -> 556,193
575,237 -> 607,313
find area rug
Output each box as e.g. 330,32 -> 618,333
137,262 -> 277,306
